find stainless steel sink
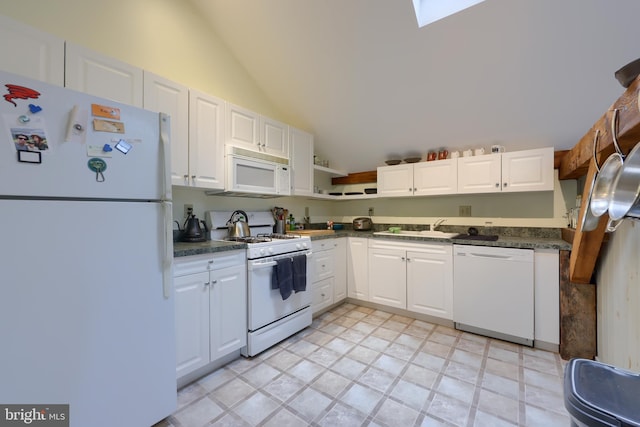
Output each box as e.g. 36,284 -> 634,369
373,230 -> 459,239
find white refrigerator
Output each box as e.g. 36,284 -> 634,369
0,70 -> 176,426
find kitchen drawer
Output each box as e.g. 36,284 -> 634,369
312,277 -> 334,314
313,249 -> 335,281
174,250 -> 246,277
312,239 -> 334,253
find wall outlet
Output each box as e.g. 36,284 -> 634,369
459,205 -> 472,217
184,204 -> 193,218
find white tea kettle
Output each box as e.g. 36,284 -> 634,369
227,210 -> 250,238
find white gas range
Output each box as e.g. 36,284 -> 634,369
205,211 -> 313,357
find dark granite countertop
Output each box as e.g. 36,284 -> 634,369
308,230 -> 571,250
173,240 -> 247,257
174,226 -> 571,258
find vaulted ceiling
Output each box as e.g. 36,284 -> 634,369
189,0 -> 640,173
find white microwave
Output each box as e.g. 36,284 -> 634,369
208,146 -> 290,198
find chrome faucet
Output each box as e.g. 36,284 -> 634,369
431,218 -> 445,231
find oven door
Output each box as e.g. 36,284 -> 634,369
247,251 -> 312,331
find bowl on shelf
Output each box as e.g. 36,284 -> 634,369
385,159 -> 402,165
404,157 -> 421,163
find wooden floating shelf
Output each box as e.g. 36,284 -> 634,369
331,170 -> 377,185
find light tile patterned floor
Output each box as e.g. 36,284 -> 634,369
157,303 -> 570,426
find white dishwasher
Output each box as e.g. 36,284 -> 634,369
453,244 -> 534,346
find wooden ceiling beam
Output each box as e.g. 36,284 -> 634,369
559,76 -> 640,180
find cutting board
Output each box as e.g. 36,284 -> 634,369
290,229 -> 335,236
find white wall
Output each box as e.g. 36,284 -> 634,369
174,171 -> 575,229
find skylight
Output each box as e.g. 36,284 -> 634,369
412,0 -> 486,27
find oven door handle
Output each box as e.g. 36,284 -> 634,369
248,251 -> 313,270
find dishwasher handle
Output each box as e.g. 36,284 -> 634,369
455,250 -> 533,262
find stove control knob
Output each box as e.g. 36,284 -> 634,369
268,247 -> 275,254
259,248 -> 266,256
296,243 -> 302,250
302,242 -> 308,249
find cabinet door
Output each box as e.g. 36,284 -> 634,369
174,271 -> 210,378
502,147 -> 554,192
534,249 -> 559,345
333,238 -> 347,302
143,72 -> 189,186
368,247 -> 407,309
413,159 -> 458,196
377,164 -> 414,197
226,103 -> 259,150
290,127 -> 314,195
0,15 -> 64,86
312,277 -> 334,314
347,238 -> 369,301
65,42 -> 143,107
209,264 -> 247,361
406,247 -> 453,320
189,89 -> 225,190
457,154 -> 501,194
261,116 -> 289,158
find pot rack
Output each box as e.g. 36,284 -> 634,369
558,75 -> 640,284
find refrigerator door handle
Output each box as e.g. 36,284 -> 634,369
162,201 -> 173,299
160,113 -> 172,201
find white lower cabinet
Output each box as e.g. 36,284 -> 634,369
347,237 -> 369,301
534,249 -> 559,346
311,239 -> 335,314
368,246 -> 407,309
333,238 -> 347,302
368,239 -> 453,319
406,247 -> 453,320
174,251 -> 246,380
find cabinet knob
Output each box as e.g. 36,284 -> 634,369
183,174 -> 189,178
204,281 -> 210,287
413,188 -> 417,192
407,258 -> 411,262
192,175 -> 196,179
211,279 -> 217,284
495,183 -> 500,187
503,182 -> 508,187
401,256 -> 406,261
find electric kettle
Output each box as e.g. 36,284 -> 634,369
181,214 -> 208,242
227,210 -> 250,238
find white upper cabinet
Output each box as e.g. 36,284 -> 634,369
226,103 -> 259,148
65,42 -> 143,107
0,15 -> 64,86
226,103 -> 289,158
378,160 -> 457,197
143,72 -> 189,186
377,164 -> 414,197
458,147 -> 554,194
413,159 -> 458,196
189,90 -> 225,190
501,147 -> 554,192
457,154 -> 502,194
290,127 -> 314,195
261,116 -> 289,158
